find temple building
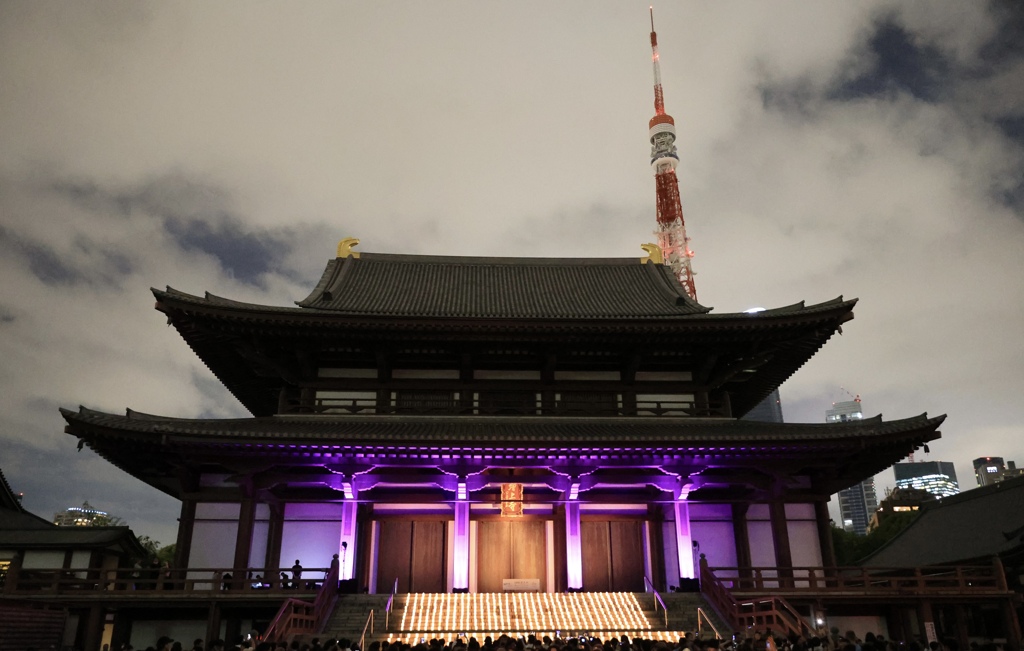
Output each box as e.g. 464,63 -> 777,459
53,245 -> 957,633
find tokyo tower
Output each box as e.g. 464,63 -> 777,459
648,7 -> 697,301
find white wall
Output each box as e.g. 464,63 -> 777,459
279,502 -> 344,573
190,503 -> 240,573
689,503 -> 737,569
22,550 -> 65,569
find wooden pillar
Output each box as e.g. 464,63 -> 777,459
917,600 -> 935,645
732,503 -> 752,576
233,497 -> 257,586
993,556 -> 1022,649
553,504 -> 567,592
769,501 -> 793,587
174,499 -> 196,570
953,603 -> 970,651
110,610 -> 132,650
82,604 -> 104,651
814,500 -> 837,569
206,602 -> 222,644
264,502 -> 284,573
646,505 -> 666,591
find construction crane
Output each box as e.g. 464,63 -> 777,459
648,6 -> 697,301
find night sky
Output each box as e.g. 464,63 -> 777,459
1,2 -> 1022,547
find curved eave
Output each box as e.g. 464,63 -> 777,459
153,286 -> 857,417
154,286 -> 855,331
63,406 -> 942,450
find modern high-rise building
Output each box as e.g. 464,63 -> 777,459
893,461 -> 960,498
837,478 -> 878,535
52,501 -> 110,527
972,457 -> 1022,486
828,398 -> 877,535
740,389 -> 784,423
827,398 -> 863,423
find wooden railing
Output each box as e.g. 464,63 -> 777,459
709,564 -> 1007,595
4,565 -> 328,596
359,609 -> 375,650
263,563 -> 338,641
385,577 -> 399,631
699,558 -> 812,638
643,575 -> 669,628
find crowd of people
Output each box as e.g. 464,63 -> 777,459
116,629 -> 1013,651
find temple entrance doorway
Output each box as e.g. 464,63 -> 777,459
581,520 -> 645,591
377,519 -> 447,593
476,520 -> 546,592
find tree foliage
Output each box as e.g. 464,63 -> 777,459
832,511 -> 918,565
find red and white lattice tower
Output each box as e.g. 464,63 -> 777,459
648,7 -> 697,300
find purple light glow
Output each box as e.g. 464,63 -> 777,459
565,489 -> 583,590
453,482 -> 470,590
674,499 -> 695,579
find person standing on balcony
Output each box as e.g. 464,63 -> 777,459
292,559 -> 303,588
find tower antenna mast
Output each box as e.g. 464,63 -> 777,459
648,7 -> 697,300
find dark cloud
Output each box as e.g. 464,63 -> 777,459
46,173 -> 303,287
0,225 -> 84,286
832,20 -> 951,102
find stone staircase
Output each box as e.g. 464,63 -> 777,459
318,591 -> 732,645
320,593 -> 393,642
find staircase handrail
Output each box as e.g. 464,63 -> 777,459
697,607 -> 722,640
699,555 -> 811,639
263,563 -> 339,641
359,608 -> 375,650
262,597 -> 315,642
313,562 -> 340,632
643,575 -> 669,628
385,577 -> 399,630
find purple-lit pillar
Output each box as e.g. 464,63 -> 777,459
565,482 -> 583,591
339,481 -> 358,581
674,494 -> 695,580
453,480 -> 470,592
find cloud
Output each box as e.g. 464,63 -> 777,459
0,1 -> 1022,541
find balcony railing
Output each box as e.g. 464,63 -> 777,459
284,393 -> 728,418
3,565 -> 329,597
709,564 -> 1008,595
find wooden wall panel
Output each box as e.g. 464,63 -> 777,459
410,521 -> 446,593
581,521 -> 611,592
610,521 -> 644,591
477,521 -> 512,592
511,520 -> 546,590
378,520 -> 412,593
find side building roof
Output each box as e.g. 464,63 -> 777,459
861,474 -> 1024,567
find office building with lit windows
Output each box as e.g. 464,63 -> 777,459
828,399 -> 877,535
893,461 -> 960,498
972,456 -> 1023,486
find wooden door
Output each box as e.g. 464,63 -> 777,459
377,520 -> 447,593
476,520 -> 546,592
581,520 -> 645,591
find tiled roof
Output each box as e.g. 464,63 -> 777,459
860,475 -> 1024,567
0,526 -> 138,548
155,254 -> 853,323
295,254 -> 709,318
63,406 -> 943,448
0,467 -> 53,530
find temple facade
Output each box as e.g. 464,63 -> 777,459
63,249 -> 944,599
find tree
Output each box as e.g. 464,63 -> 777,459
831,511 -> 918,565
